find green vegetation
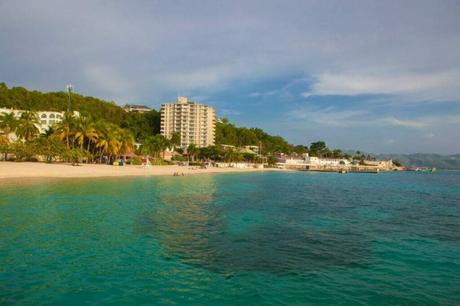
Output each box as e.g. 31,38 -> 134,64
215,118 -> 302,154
0,110 -> 137,163
0,83 -> 365,165
0,83 -> 160,138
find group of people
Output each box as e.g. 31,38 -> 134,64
173,172 -> 185,176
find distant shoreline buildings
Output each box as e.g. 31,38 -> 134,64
277,153 -> 395,172
160,96 -> 216,148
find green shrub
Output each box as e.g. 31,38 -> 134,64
131,156 -> 142,165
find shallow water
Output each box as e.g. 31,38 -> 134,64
1,171 -> 459,305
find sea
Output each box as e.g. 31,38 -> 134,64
1,171 -> 459,305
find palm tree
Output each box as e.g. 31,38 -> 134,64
16,111 -> 39,142
156,134 -> 168,159
187,144 -> 199,162
95,121 -> 111,163
96,132 -> 110,164
140,134 -> 166,160
0,112 -> 18,142
54,112 -> 76,149
95,122 -> 122,163
118,129 -> 135,157
170,132 -> 181,150
74,116 -> 98,152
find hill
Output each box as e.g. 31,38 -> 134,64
376,153 -> 460,170
0,83 -> 129,125
0,83 -> 299,152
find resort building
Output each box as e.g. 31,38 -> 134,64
363,159 -> 393,168
0,108 -> 79,137
277,153 -> 351,167
160,96 -> 216,148
124,104 -> 151,113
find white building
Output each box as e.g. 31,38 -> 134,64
277,153 -> 351,168
160,96 -> 216,148
363,159 -> 393,169
0,108 -> 79,137
124,104 -> 151,113
308,156 -> 351,166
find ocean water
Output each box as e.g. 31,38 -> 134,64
0,171 -> 459,305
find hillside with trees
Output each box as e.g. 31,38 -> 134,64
376,153 -> 460,170
0,83 -> 364,165
0,83 -> 304,153
0,83 -> 160,141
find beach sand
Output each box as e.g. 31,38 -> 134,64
0,162 -> 277,180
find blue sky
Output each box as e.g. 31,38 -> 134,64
1,0 -> 459,153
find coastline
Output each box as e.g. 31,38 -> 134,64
0,162 -> 280,180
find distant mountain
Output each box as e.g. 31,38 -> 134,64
376,153 -> 460,170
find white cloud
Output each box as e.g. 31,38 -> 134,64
286,106 -> 459,130
310,70 -> 460,102
381,117 -> 426,129
249,90 -> 278,97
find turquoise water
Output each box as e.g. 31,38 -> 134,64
1,171 -> 459,305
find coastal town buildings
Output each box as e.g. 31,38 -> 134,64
160,96 -> 216,148
279,153 -> 350,167
276,152 -> 394,172
123,104 -> 151,113
0,108 -> 80,139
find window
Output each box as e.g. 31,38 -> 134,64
49,114 -> 55,119
41,114 -> 47,118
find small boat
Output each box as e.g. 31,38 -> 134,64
412,167 -> 437,173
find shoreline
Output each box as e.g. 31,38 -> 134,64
0,162 -> 281,180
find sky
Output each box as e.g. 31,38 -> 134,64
1,0 -> 459,154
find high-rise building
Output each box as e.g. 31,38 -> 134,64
160,96 -> 216,148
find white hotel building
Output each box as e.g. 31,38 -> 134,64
0,108 -> 79,137
160,97 -> 216,148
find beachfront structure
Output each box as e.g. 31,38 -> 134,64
308,156 -> 351,166
363,159 -> 393,168
160,96 -> 216,148
124,104 -> 151,113
276,152 -> 397,172
220,144 -> 259,155
0,108 -> 79,137
278,153 -> 351,167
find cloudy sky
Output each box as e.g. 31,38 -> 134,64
1,0 -> 459,154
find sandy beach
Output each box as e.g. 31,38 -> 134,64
0,162 -> 277,180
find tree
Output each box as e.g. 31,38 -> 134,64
0,112 -> 18,142
140,134 -> 167,159
74,116 -> 98,153
95,122 -> 122,163
118,129 -> 135,157
187,144 -> 199,162
16,111 -> 39,142
170,132 -> 181,149
34,135 -> 67,163
0,112 -> 18,160
267,155 -> 277,166
332,149 -> 343,158
54,112 -> 76,149
310,141 -> 327,157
